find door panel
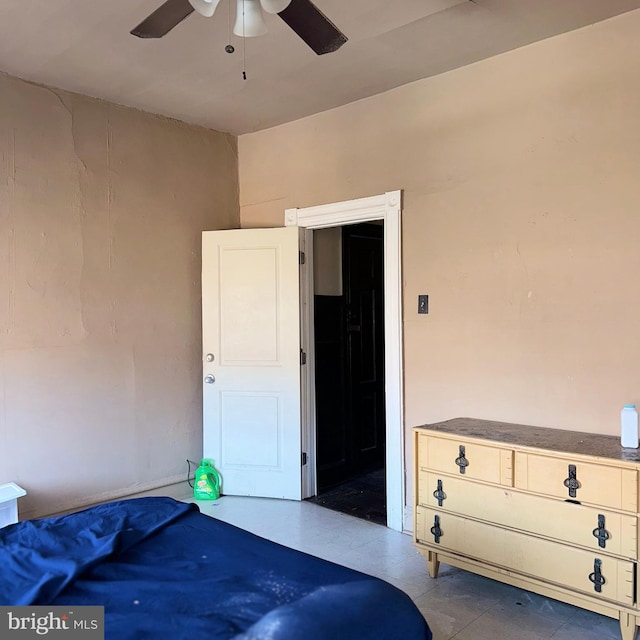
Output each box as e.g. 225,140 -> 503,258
202,227 -> 301,499
218,247 -> 280,364
221,393 -> 280,466
343,223 -> 385,475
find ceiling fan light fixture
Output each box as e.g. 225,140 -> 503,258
259,0 -> 292,14
188,0 -> 222,18
233,0 -> 268,37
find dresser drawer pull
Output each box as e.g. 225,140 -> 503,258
430,515 -> 442,543
588,558 -> 605,593
455,445 -> 469,474
433,479 -> 446,506
563,464 -> 580,498
592,514 -> 610,549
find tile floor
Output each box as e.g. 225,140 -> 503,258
193,495 -> 622,640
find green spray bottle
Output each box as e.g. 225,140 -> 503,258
193,459 -> 221,500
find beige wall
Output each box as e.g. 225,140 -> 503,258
0,74 -> 239,518
239,10 -> 640,503
313,227 -> 343,296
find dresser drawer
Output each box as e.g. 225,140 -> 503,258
514,452 -> 638,513
417,434 -> 513,485
416,506 -> 636,606
418,471 -> 638,558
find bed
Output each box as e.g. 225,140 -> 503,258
0,496 -> 432,639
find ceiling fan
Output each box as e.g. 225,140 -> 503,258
131,0 -> 348,55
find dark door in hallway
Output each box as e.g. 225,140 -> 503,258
314,223 -> 385,491
343,223 -> 386,476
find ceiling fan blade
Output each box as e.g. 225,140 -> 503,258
131,0 -> 195,38
277,0 -> 347,55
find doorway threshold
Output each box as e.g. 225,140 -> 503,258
306,469 -> 386,526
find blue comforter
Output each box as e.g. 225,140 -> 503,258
0,497 -> 431,639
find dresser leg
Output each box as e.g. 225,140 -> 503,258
427,551 -> 440,579
619,612 -> 637,640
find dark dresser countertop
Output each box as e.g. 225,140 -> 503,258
416,417 -> 640,463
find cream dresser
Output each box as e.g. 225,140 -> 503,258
413,418 -> 640,640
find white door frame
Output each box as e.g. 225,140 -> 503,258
285,190 -> 404,532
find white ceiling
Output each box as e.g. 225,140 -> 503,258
1,0 -> 639,135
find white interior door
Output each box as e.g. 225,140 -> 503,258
202,227 -> 302,500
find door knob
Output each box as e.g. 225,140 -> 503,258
204,375 -> 215,384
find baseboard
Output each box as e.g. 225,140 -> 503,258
403,503 -> 414,535
20,476 -> 194,520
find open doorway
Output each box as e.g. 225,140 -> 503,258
308,223 -> 386,525
286,190 -> 404,532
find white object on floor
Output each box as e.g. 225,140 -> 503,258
0,482 -> 26,528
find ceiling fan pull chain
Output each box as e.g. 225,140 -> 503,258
242,33 -> 247,78
242,1 -> 248,80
